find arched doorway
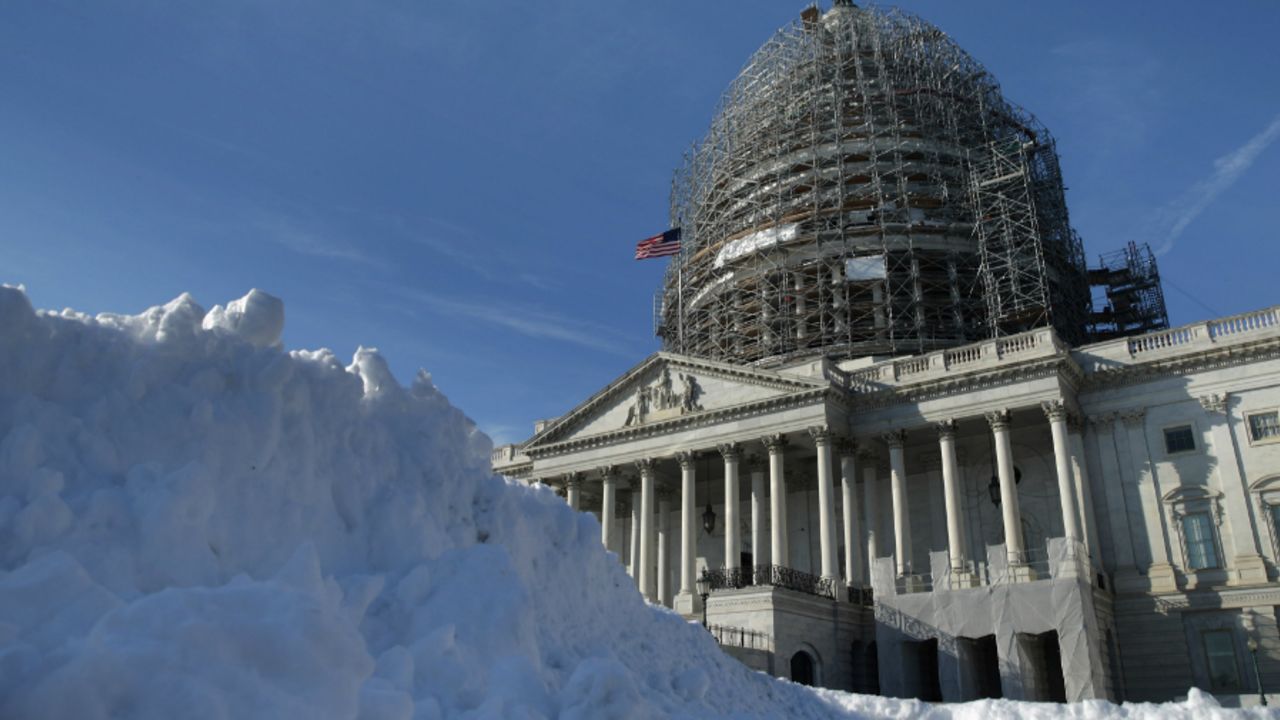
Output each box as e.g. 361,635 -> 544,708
791,650 -> 816,686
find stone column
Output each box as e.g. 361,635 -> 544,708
837,439 -> 863,586
763,434 -> 789,569
677,451 -> 697,599
937,419 -> 974,586
810,427 -> 839,583
861,449 -> 879,568
884,429 -> 911,576
600,466 -> 618,553
565,472 -> 581,511
719,443 -> 741,573
629,488 -> 641,582
657,488 -> 672,607
748,455 -> 767,578
1200,393 -> 1268,585
987,409 -> 1028,577
1043,400 -> 1083,545
636,458 -> 656,602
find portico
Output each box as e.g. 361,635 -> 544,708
494,308 -> 1280,703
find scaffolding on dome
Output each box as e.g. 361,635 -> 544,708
656,2 -> 1091,365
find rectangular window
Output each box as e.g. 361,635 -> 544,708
1163,425 -> 1196,454
1181,513 -> 1218,570
1202,630 -> 1241,692
1247,411 -> 1280,443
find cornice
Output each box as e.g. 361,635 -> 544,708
1082,336 -> 1280,391
844,355 -> 1075,412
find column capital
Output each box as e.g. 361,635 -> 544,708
881,429 -> 907,449
564,472 -> 582,489
1198,393 -> 1229,415
1041,399 -> 1068,423
761,433 -> 789,454
936,418 -> 958,440
856,446 -> 878,463
834,436 -> 858,458
1065,412 -> 1085,434
718,442 -> 741,461
1119,408 -> 1146,427
1088,412 -> 1116,431
745,453 -> 765,472
808,426 -> 832,445
635,457 -> 657,475
598,465 -> 620,480
985,409 -> 1011,432
656,483 -> 677,501
675,450 -> 697,469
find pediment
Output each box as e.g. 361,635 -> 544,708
525,353 -> 829,449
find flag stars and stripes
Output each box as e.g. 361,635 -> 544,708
635,229 -> 681,260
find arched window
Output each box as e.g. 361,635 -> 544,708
791,650 -> 816,686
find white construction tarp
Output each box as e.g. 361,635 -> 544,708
845,254 -> 887,280
713,222 -> 799,269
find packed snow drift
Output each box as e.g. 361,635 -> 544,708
0,286 -> 1267,719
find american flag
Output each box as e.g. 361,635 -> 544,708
634,228 -> 681,260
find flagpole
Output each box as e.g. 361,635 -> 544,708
678,258 -> 684,354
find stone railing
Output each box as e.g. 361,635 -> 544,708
843,327 -> 1063,393
1081,305 -> 1280,370
490,444 -> 529,470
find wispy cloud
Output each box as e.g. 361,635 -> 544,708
258,213 -> 386,269
398,289 -> 636,357
1151,113 -> 1280,256
338,208 -> 556,290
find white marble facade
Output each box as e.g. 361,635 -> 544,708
493,306 -> 1280,705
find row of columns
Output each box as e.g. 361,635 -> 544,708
872,401 -> 1087,580
561,397 -> 1091,599
559,428 -> 852,606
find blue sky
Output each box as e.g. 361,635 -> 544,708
2,1 -> 1278,446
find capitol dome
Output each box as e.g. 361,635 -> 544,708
658,0 -> 1090,365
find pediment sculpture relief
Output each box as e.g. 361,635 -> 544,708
623,367 -> 703,427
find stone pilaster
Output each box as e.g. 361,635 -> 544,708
1199,393 -> 1268,585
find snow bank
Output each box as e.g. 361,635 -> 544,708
0,286 -> 1267,719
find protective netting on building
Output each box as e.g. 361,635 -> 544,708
658,1 -> 1091,365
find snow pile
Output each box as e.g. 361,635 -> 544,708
0,286 -> 1267,719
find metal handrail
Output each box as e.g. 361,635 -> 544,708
703,564 -> 838,599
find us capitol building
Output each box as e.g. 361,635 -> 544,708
493,1 -> 1280,705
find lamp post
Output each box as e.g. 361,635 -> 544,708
1248,637 -> 1268,706
695,569 -> 711,628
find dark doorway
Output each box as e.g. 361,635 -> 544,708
791,650 -> 816,686
958,634 -> 1002,699
904,638 -> 942,701
867,641 -> 881,695
740,551 -> 754,586
1018,631 -> 1067,702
